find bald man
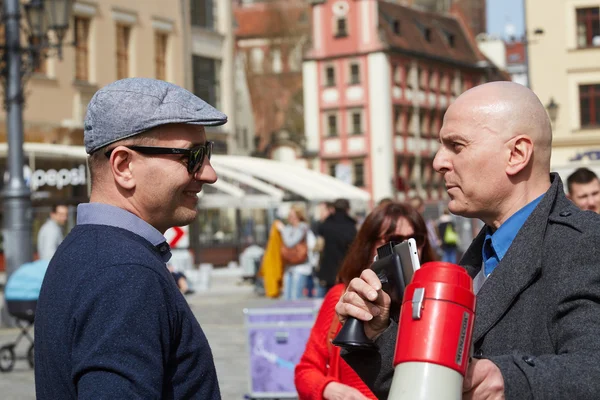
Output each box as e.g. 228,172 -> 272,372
335,82 -> 600,399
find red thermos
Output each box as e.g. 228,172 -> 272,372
388,262 -> 476,400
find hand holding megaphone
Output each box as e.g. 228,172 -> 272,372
334,269 -> 393,342
462,358 -> 505,400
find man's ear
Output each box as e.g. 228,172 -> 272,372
108,147 -> 136,190
506,135 -> 533,176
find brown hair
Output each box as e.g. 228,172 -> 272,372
337,201 -> 437,285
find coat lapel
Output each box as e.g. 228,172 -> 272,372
465,175 -> 561,343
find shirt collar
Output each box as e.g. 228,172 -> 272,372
76,203 -> 171,262
484,193 -> 545,261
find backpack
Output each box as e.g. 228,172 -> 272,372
443,223 -> 459,246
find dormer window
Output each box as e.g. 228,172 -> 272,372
443,30 -> 455,47
336,17 -> 348,37
393,20 -> 400,35
424,28 -> 431,42
415,20 -> 432,43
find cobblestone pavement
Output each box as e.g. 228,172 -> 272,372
0,271 -> 289,400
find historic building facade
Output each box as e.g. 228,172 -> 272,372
303,0 -> 506,203
526,0 -> 600,174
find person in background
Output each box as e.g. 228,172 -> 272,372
277,204 -> 315,300
309,201 -> 335,297
35,78 -> 224,399
566,167 -> 600,213
437,208 -> 459,263
315,199 -> 357,297
37,204 -> 68,260
295,202 -> 437,400
409,195 -> 441,257
167,264 -> 194,295
377,197 -> 394,206
335,81 -> 600,399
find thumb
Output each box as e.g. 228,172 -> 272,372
462,360 -> 475,392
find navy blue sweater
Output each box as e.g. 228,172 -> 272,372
35,224 -> 221,399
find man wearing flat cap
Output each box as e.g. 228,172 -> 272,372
35,78 -> 226,399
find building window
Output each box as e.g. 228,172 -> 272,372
325,66 -> 335,86
250,48 -> 264,74
394,106 -> 402,133
580,84 -> 600,127
271,48 -> 282,74
191,0 -> 216,30
327,114 -> 338,137
353,161 -> 365,187
288,44 -> 302,72
349,63 -> 360,84
328,162 -> 337,177
116,24 -> 131,80
576,7 -> 600,48
351,111 -> 362,134
429,69 -> 437,91
74,16 -> 90,81
31,36 -> 48,74
193,55 -> 221,108
335,17 -> 348,37
155,32 -> 168,80
418,67 -> 427,89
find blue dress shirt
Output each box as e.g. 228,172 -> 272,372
482,194 -> 544,276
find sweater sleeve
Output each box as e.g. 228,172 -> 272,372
295,284 -> 345,400
71,265 -> 174,399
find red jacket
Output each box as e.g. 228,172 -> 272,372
295,284 -> 376,399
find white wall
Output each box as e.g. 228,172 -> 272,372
476,37 -> 507,70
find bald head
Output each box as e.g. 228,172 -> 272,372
451,82 -> 553,172
434,81 -> 553,226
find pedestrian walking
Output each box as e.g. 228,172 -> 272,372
36,204 -> 68,260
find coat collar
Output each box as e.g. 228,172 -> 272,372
461,173 -> 565,343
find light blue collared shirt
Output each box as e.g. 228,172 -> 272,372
482,194 -> 544,276
77,203 -> 171,262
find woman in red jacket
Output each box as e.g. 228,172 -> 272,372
295,201 -> 437,399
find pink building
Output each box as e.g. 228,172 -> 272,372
302,0 -> 507,203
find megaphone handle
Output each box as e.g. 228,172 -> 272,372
331,316 -> 376,349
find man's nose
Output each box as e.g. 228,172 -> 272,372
433,148 -> 447,173
194,160 -> 218,183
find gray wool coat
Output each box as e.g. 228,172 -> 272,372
342,174 -> 600,399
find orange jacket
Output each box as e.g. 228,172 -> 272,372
258,222 -> 284,298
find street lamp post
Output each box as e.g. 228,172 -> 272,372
0,0 -> 72,322
546,97 -> 559,125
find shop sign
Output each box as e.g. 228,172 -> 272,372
569,150 -> 600,162
26,165 -> 87,191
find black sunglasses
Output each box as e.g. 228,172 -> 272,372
104,141 -> 213,174
384,234 -> 426,247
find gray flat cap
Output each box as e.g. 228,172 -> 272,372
84,77 -> 227,154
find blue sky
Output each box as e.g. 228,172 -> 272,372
487,0 -> 524,39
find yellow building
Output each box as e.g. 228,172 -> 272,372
0,0 -> 187,146
0,1 -> 250,258
526,0 -> 600,171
